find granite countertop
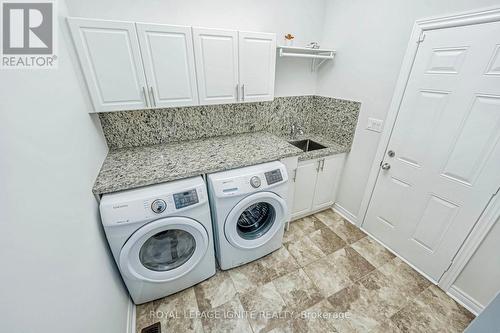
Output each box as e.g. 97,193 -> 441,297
93,131 -> 348,195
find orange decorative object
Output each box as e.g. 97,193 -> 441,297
284,33 -> 295,40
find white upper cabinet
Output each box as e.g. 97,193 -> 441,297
68,17 -> 277,112
136,23 -> 199,108
192,28 -> 239,105
67,18 -> 148,112
238,31 -> 276,102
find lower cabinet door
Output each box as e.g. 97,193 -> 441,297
291,159 -> 320,219
312,154 -> 345,211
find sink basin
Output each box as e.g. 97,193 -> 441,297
289,139 -> 326,152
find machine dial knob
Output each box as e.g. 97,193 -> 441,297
250,176 -> 261,188
151,199 -> 166,214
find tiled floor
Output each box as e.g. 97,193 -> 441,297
136,209 -> 474,333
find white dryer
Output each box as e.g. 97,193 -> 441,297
208,161 -> 289,270
99,176 -> 215,304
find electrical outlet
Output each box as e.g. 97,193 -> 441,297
366,117 -> 383,133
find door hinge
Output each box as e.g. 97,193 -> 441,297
417,32 -> 426,44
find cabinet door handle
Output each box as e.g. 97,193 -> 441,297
142,86 -> 150,107
236,84 -> 240,101
293,169 -> 297,182
241,84 -> 245,101
316,160 -> 321,172
321,159 -> 325,171
149,87 -> 156,107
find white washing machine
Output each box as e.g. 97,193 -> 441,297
208,161 -> 289,270
99,176 -> 215,304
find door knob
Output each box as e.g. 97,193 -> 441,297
381,162 -> 391,170
387,150 -> 395,157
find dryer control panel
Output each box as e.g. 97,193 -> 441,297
173,189 -> 199,209
208,161 -> 288,198
100,176 -> 207,226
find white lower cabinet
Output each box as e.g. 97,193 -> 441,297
291,154 -> 345,220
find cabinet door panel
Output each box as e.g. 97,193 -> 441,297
312,154 -> 346,211
67,18 -> 148,112
291,159 -> 319,219
136,23 -> 198,108
192,28 -> 239,105
239,31 -> 276,102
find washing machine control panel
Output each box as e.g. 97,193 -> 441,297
249,176 -> 261,188
265,169 -> 283,185
173,189 -> 199,209
151,199 -> 167,214
100,177 -> 208,226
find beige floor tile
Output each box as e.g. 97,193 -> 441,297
294,299 -> 341,333
308,227 -> 346,255
326,283 -> 383,332
194,269 -> 237,311
390,285 -> 474,333
239,282 -> 289,333
369,320 -> 402,333
354,268 -> 413,319
200,296 -> 253,333
272,269 -> 323,312
228,247 -> 299,293
351,236 -> 395,268
136,215 -> 470,333
228,259 -> 270,294
285,236 -> 325,266
283,215 -> 326,243
293,215 -> 328,234
258,246 -> 300,281
314,209 -> 366,244
303,247 -> 375,298
378,257 -> 431,298
136,287 -> 203,333
330,247 -> 375,283
303,255 -> 349,297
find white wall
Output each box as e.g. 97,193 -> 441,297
453,218 -> 500,308
66,0 -> 327,97
0,2 -> 130,332
317,0 -> 500,221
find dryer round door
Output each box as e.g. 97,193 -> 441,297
224,192 -> 287,249
119,217 -> 209,283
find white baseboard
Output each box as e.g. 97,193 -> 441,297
127,298 -> 136,333
447,285 -> 484,316
332,203 -> 358,225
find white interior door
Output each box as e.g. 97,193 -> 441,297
136,23 -> 199,108
192,28 -> 239,105
67,18 -> 148,112
364,21 -> 500,282
238,31 -> 276,102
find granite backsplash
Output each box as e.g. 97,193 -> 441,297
98,96 -> 360,150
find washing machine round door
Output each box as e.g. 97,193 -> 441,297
119,217 -> 209,282
224,192 -> 287,249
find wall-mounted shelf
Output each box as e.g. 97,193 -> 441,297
277,46 -> 336,72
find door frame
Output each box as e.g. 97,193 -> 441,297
357,6 -> 500,302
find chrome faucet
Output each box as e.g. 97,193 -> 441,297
290,123 -> 304,140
